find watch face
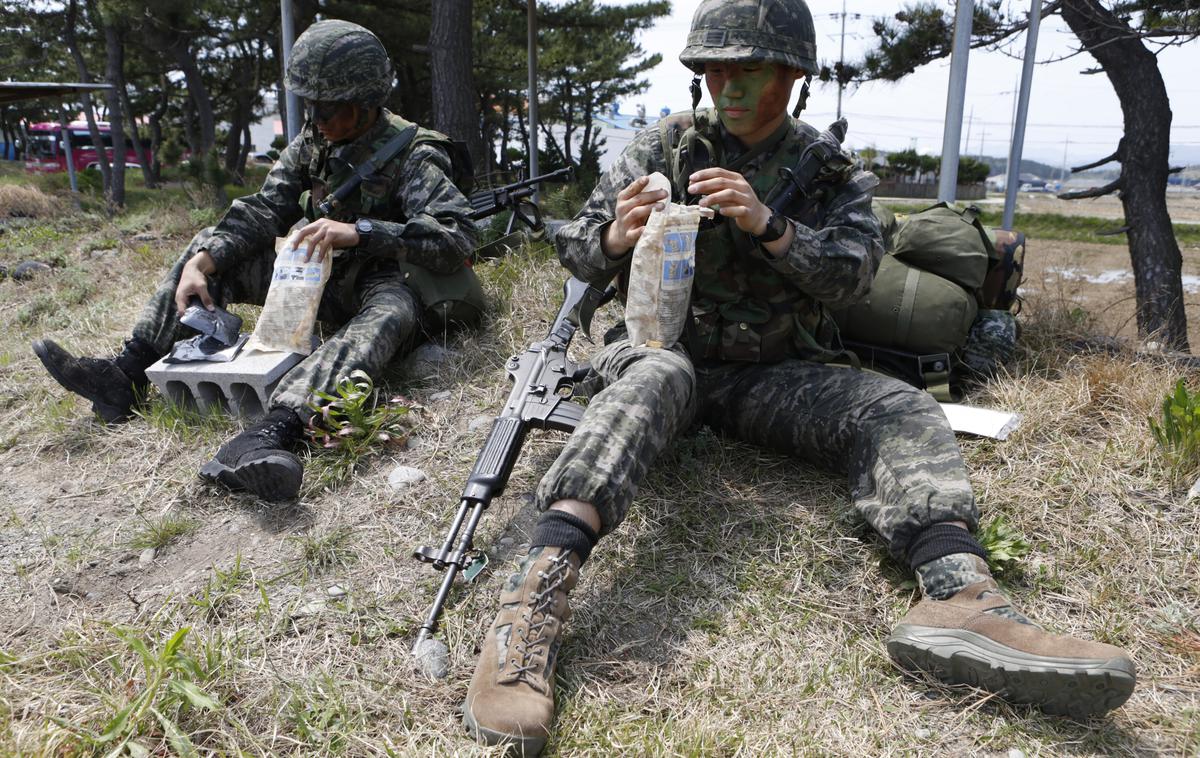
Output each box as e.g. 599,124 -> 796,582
356,219 -> 371,234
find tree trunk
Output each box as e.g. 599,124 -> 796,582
119,84 -> 155,188
102,19 -> 127,208
148,75 -> 170,183
430,0 -> 485,171
64,0 -> 111,191
166,37 -> 216,156
1061,0 -> 1188,350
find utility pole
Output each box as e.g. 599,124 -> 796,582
963,105 -> 974,156
837,0 -> 847,119
527,0 -> 539,192
1002,0 -> 1043,230
280,0 -> 300,141
937,0 -> 974,203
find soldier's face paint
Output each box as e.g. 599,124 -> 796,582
704,62 -> 798,145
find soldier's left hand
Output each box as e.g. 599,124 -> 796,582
688,168 -> 771,236
293,218 -> 361,262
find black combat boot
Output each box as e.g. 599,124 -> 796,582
32,338 -> 159,423
199,407 -> 305,500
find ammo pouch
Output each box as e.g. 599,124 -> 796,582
397,262 -> 486,332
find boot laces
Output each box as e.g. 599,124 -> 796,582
510,553 -> 572,681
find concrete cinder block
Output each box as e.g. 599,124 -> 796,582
145,348 -> 307,418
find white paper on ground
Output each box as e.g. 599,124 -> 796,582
939,403 -> 1021,440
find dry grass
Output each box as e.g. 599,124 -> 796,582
0,185 -> 1197,756
0,185 -> 59,219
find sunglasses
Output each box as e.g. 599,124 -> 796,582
305,100 -> 347,123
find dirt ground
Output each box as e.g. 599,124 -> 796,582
978,189 -> 1200,224
1023,235 -> 1200,349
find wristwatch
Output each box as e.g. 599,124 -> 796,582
355,217 -> 374,249
751,211 -> 788,245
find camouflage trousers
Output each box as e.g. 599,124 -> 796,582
536,338 -> 979,559
132,227 -> 423,419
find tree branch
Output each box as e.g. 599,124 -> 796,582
1058,177 -> 1123,200
1072,143 -> 1123,173
1168,165 -> 1184,175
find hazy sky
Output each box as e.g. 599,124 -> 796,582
602,0 -> 1200,167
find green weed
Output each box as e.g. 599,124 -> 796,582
283,672 -> 365,752
139,394 -> 235,443
130,513 -> 199,551
16,294 -> 58,326
50,627 -> 221,756
977,514 -> 1032,575
291,526 -> 356,576
304,370 -> 415,489
189,554 -> 249,620
1149,379 -> 1200,489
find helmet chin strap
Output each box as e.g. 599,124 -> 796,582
792,75 -> 812,118
690,74 -> 703,119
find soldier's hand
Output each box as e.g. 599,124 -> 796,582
688,168 -> 771,236
602,175 -> 668,258
175,252 -> 216,316
293,218 -> 360,262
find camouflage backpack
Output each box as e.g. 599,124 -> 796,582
831,202 -> 1026,400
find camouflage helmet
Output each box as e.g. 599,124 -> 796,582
285,20 -> 394,107
679,0 -> 818,74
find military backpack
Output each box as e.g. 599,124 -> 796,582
830,202 -> 1026,400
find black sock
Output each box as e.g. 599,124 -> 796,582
905,523 -> 988,571
531,510 -> 599,565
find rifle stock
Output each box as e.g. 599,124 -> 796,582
411,276 -> 611,655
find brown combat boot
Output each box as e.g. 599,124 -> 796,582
888,578 -> 1136,718
463,546 -> 579,756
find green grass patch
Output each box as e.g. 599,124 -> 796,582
130,513 -> 199,551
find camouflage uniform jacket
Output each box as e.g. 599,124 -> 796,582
201,109 -> 476,277
557,108 -> 884,362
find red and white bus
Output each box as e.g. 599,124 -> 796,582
23,121 -> 148,174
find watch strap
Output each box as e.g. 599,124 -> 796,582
752,211 -> 787,244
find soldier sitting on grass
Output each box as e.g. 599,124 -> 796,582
32,20 -> 479,501
460,1 -> 1136,754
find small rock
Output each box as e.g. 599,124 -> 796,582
51,575 -> 84,597
914,728 -> 932,740
326,584 -> 347,598
228,522 -> 241,534
11,260 -> 52,280
388,465 -> 427,490
132,232 -> 156,241
430,390 -> 452,402
1007,750 -> 1026,758
291,597 -> 328,618
87,559 -> 100,568
413,637 -> 450,679
88,248 -> 118,260
138,547 -> 157,567
498,536 -> 514,548
468,415 -> 492,432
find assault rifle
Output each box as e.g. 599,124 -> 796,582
765,118 -> 850,215
411,276 -> 612,668
468,166 -> 573,235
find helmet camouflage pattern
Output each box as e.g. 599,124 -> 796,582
285,20 -> 394,106
679,0 -> 818,74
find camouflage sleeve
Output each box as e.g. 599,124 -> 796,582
364,143 -> 476,275
203,134 -> 309,273
555,128 -> 666,287
762,169 -> 884,307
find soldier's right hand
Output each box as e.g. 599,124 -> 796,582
175,252 -> 216,316
601,175 -> 668,258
